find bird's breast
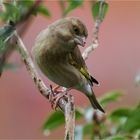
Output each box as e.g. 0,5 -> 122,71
37,51 -> 83,88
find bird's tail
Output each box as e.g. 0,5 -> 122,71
80,83 -> 105,113
87,93 -> 105,113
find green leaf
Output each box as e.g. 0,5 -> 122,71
2,63 -> 18,70
0,12 -> 5,20
0,24 -> 15,51
3,2 -> 20,22
83,123 -> 93,136
104,135 -> 125,140
17,0 -> 34,8
63,0 -> 83,16
99,90 -> 123,107
75,107 -> 85,119
42,108 -> 84,134
123,103 -> 140,132
42,111 -> 64,135
0,24 -> 15,74
36,6 -> 50,16
0,1 -> 50,23
0,25 -> 15,41
92,1 -> 108,20
110,108 -> 131,122
16,0 -> 34,17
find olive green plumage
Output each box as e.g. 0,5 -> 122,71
32,17 -> 104,113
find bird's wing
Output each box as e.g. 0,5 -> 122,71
68,46 -> 99,86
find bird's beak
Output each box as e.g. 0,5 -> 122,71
74,36 -> 86,47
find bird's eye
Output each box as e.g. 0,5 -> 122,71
73,26 -> 79,35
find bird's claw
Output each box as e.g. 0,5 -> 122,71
49,85 -> 68,110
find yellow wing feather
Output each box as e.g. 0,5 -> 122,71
68,47 -> 99,85
80,67 -> 92,81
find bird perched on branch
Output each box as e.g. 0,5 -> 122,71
32,17 -> 104,113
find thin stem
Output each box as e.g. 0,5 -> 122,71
82,0 -> 107,60
65,95 -> 75,140
82,19 -> 101,60
59,0 -> 66,17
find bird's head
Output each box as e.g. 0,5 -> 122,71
69,17 -> 88,47
51,17 -> 88,51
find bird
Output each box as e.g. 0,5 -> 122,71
32,17 -> 105,113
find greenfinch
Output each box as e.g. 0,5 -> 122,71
32,17 -> 104,113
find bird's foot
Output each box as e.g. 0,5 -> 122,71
49,85 -> 68,110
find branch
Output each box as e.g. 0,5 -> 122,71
65,95 -> 75,140
82,0 -> 107,60
82,19 -> 102,60
12,32 -> 75,140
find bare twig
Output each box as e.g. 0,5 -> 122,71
65,95 -> 75,140
82,0 -> 107,60
82,19 -> 102,60
59,0 -> 66,17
